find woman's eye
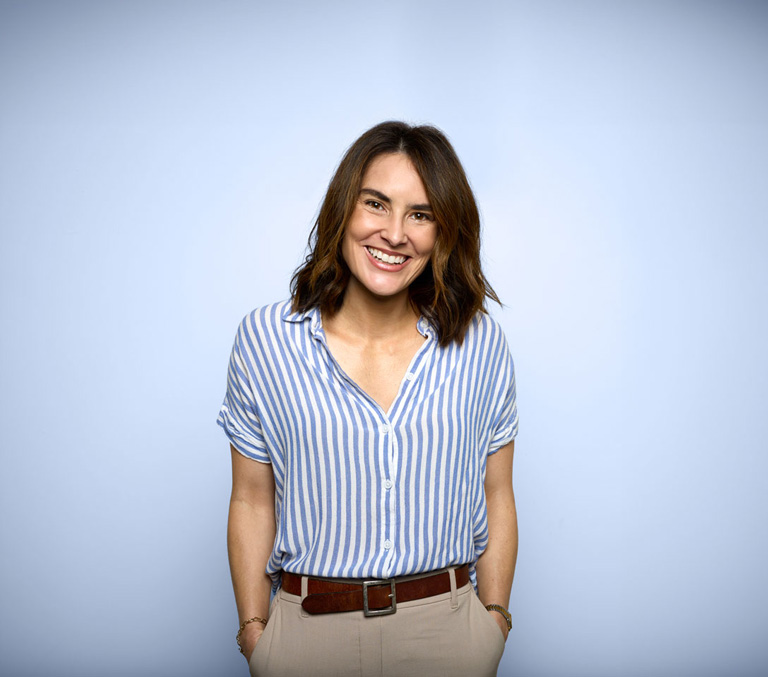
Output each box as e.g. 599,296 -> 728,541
365,200 -> 383,210
412,212 -> 433,222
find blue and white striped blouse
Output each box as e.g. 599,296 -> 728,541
217,300 -> 518,590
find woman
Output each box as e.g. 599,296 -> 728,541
217,121 -> 519,676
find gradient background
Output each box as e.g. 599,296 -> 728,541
1,1 -> 767,676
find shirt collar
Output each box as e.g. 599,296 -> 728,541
417,316 -> 434,339
282,302 -> 434,339
281,303 -> 322,336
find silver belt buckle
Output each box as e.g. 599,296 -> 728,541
362,579 -> 397,616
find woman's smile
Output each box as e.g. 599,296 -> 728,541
364,245 -> 411,269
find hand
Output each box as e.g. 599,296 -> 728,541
488,609 -> 509,642
240,622 -> 265,662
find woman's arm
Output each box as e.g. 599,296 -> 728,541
475,440 -> 517,640
227,444 -> 276,661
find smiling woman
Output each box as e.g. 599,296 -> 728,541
217,121 -> 519,677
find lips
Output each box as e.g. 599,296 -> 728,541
364,246 -> 411,270
365,246 -> 411,264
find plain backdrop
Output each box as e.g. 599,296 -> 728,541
1,1 -> 767,676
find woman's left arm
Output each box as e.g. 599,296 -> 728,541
475,440 -> 517,640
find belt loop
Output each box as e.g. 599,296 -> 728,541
449,567 -> 458,609
300,575 -> 309,618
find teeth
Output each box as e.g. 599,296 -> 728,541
366,246 -> 407,265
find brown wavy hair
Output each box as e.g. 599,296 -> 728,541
290,121 -> 500,346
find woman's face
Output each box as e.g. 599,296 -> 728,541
341,153 -> 437,302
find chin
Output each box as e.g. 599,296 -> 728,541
347,260 -> 426,301
362,284 -> 408,299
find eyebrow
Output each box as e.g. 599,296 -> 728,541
360,188 -> 432,212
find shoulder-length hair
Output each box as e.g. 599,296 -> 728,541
290,120 -> 500,346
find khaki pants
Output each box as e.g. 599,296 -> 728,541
249,568 -> 506,676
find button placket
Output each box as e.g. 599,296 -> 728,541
384,417 -> 400,571
375,412 -> 399,569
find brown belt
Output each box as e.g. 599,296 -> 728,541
281,565 -> 470,616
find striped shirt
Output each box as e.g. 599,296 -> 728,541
217,300 -> 518,590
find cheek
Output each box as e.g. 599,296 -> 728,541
416,229 -> 438,257
340,230 -> 356,266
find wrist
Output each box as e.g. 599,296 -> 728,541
484,603 -> 512,632
236,616 -> 268,655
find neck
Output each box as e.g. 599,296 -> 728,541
327,281 -> 420,341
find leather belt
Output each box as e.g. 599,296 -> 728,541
282,565 -> 470,616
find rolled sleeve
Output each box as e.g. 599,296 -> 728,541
216,320 -> 271,464
488,349 -> 519,455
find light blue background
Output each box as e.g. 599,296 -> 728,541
1,1 -> 766,676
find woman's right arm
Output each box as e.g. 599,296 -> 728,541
227,443 -> 276,662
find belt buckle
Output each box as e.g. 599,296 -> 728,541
362,579 -> 397,617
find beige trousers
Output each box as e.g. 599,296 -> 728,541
249,568 -> 506,677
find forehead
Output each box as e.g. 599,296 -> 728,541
361,153 -> 428,199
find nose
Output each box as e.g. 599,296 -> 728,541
381,215 -> 406,246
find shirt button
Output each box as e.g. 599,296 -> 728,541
384,479 -> 393,490
405,372 -> 415,381
379,424 -> 390,434
384,539 -> 393,550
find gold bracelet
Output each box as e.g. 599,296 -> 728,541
236,616 -> 268,654
485,604 -> 512,631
